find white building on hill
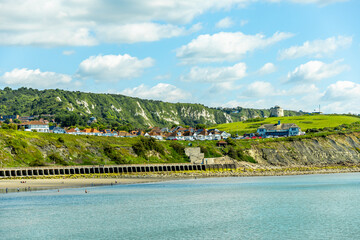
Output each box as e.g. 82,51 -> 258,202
270,105 -> 284,117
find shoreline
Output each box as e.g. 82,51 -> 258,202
2,166 -> 360,193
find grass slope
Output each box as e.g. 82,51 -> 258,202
214,114 -> 360,135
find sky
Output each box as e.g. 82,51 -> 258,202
0,0 -> 359,114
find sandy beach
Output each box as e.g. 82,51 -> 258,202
0,177 -> 165,193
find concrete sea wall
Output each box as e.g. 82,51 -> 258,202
0,163 -> 237,178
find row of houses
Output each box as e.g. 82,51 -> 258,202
5,120 -> 232,141
0,114 -> 54,122
2,118 -> 303,140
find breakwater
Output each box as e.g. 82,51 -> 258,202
0,163 -> 237,178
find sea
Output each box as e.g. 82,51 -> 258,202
1,173 -> 360,240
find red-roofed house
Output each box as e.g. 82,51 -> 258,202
20,121 -> 49,133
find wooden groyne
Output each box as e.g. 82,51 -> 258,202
0,163 -> 237,178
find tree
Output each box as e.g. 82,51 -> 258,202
196,124 -> 206,129
8,123 -> 18,130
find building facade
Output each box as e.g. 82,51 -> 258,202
21,121 -> 49,133
257,121 -> 300,137
270,106 -> 284,117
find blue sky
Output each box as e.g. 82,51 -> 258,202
0,0 -> 359,113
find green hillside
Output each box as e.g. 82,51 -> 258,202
215,115 -> 360,135
0,87 -> 303,128
0,129 -> 254,168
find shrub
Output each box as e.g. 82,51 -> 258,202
226,146 -> 257,163
48,153 -> 68,166
132,137 -> 165,158
225,138 -> 236,146
170,142 -> 185,156
29,159 -> 45,167
104,145 -> 128,164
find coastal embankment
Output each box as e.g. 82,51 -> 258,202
2,131 -> 360,192
3,164 -> 360,193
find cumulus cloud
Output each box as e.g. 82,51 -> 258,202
96,23 -> 197,44
180,63 -> 247,82
176,31 -> 293,64
242,81 -> 283,97
286,84 -> 319,95
121,83 -> 191,102
258,63 -> 276,75
321,81 -> 360,113
208,82 -> 242,94
322,81 -> 360,102
215,17 -> 234,28
287,60 -> 349,82
0,68 -> 72,88
279,36 -> 352,60
287,0 -> 348,6
0,0 -> 251,46
77,54 -> 154,82
0,0 -> 347,46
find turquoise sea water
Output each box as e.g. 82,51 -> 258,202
2,173 -> 360,239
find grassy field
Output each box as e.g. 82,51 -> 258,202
214,114 -> 360,135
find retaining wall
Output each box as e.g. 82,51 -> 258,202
0,163 -> 236,178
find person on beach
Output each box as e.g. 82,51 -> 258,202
85,189 -> 88,193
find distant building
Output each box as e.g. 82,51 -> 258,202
87,117 -> 97,125
50,126 -> 66,134
257,121 -> 300,137
0,115 -> 19,121
20,121 -> 49,133
270,105 -> 284,117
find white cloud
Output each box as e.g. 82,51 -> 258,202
215,17 -> 234,28
208,82 -> 242,94
0,0 -> 347,46
121,83 -> 191,102
286,84 -> 319,95
279,36 -> 352,60
287,60 -> 349,82
0,0 -> 252,46
96,23 -> 196,44
62,50 -> 75,56
322,81 -> 360,102
321,81 -> 360,114
176,31 -> 293,64
258,63 -> 276,75
77,54 -> 154,82
242,81 -> 283,97
154,74 -> 171,80
240,20 -> 249,26
181,62 -> 247,82
0,68 -> 72,88
220,99 -> 268,109
0,28 -> 98,47
287,0 -> 348,6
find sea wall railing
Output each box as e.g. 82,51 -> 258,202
0,163 -> 236,178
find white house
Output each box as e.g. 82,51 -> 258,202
21,121 -> 49,133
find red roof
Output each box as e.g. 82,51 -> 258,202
20,120 -> 48,125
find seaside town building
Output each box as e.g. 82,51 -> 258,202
270,106 -> 284,117
19,120 -> 50,133
257,121 -> 301,137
